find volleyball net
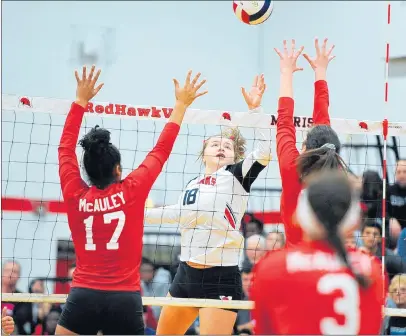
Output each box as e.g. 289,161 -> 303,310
2,93 -> 406,318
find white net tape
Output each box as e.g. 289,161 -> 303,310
2,293 -> 406,317
2,94 -> 406,318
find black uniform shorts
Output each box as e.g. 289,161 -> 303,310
58,287 -> 144,335
169,262 -> 243,312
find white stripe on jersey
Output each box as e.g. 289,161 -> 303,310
145,108 -> 272,266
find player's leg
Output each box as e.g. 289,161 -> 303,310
198,264 -> 242,335
101,291 -> 145,335
156,293 -> 199,335
55,325 -> 78,335
156,263 -> 199,335
56,287 -> 101,335
199,308 -> 237,335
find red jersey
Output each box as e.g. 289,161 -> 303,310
58,103 -> 180,291
251,241 -> 384,335
276,80 -> 331,245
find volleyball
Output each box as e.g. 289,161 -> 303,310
233,1 -> 274,25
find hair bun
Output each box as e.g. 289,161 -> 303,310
79,125 -> 111,154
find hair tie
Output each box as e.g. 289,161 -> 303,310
322,143 -> 336,151
229,136 -> 235,141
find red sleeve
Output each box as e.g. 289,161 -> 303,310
58,103 -> 88,200
312,80 -> 331,125
276,97 -> 303,245
125,122 -> 180,198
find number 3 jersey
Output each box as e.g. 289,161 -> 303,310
145,124 -> 272,266
58,103 -> 181,291
251,241 -> 384,335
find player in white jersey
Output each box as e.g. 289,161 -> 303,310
144,75 -> 271,335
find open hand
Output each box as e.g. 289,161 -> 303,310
2,307 -> 15,335
303,38 -> 335,71
242,74 -> 266,110
274,40 -> 304,74
75,65 -> 104,107
173,70 -> 208,107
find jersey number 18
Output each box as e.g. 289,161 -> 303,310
183,188 -> 198,205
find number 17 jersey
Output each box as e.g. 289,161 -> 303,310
58,103 -> 180,292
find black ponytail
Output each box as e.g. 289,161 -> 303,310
297,143 -> 347,180
306,171 -> 370,289
326,228 -> 370,288
79,125 -> 121,189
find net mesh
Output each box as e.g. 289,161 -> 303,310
2,94 -> 406,318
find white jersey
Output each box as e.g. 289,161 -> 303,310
145,110 -> 272,266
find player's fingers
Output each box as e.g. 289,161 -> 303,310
329,55 -> 336,62
314,38 -> 320,55
291,39 -> 296,57
258,74 -> 264,87
75,70 -> 80,84
191,72 -> 201,88
194,79 -> 207,92
195,90 -> 208,98
294,46 -> 304,59
185,70 -> 192,87
327,44 -> 335,57
251,75 -> 258,88
303,57 -> 315,69
87,65 -> 95,82
295,67 -> 304,72
173,78 -> 180,90
274,48 -> 283,59
258,84 -> 266,96
241,87 -> 249,102
2,307 -> 7,317
91,69 -> 101,87
93,83 -> 104,95
322,38 -> 328,54
82,66 -> 87,81
282,40 -> 288,55
302,54 -> 311,63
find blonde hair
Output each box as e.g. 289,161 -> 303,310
199,127 -> 247,163
389,273 -> 406,299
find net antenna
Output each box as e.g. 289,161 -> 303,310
381,0 -> 391,304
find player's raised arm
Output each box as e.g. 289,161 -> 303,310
125,71 -> 207,196
223,74 -> 272,192
303,38 -> 335,125
274,40 -> 305,244
274,39 -> 304,166
58,65 -> 104,199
